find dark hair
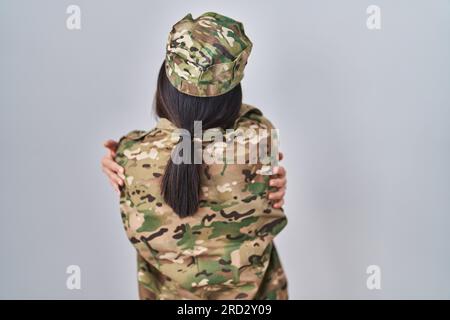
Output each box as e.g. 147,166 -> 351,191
155,61 -> 242,218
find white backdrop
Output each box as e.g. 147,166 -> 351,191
1,0 -> 449,299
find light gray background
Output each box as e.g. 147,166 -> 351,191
1,0 -> 449,299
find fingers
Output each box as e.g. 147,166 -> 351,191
272,198 -> 284,209
270,166 -> 287,190
268,187 -> 286,201
269,164 -> 287,209
108,178 -> 121,195
278,151 -> 284,161
272,166 -> 286,179
102,156 -> 124,176
270,176 -> 286,189
101,152 -> 125,194
103,166 -> 124,193
102,164 -> 124,186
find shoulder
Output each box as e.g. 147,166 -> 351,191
235,103 -> 276,131
115,129 -> 151,160
120,129 -> 148,141
116,129 -> 147,149
114,126 -> 176,167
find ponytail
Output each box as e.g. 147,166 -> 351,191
161,134 -> 202,218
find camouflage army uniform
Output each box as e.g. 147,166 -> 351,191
115,103 -> 288,300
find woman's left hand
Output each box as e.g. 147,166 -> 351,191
268,152 -> 287,209
101,139 -> 124,194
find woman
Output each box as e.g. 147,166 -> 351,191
102,12 -> 288,300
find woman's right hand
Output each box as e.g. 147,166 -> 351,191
101,140 -> 124,194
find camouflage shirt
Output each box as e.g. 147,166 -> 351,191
115,103 -> 288,300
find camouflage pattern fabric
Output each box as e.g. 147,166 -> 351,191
115,104 -> 288,300
165,12 -> 252,97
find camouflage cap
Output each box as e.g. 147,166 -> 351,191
164,12 -> 253,97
